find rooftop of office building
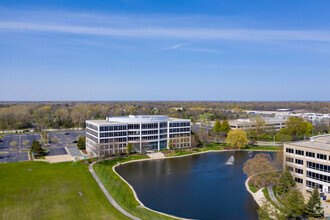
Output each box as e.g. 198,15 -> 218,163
287,134 -> 330,151
87,115 -> 190,125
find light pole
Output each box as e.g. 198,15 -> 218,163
19,136 -> 21,148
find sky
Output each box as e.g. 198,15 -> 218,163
0,0 -> 329,101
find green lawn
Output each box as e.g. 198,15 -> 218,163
249,185 -> 258,193
244,145 -> 282,151
94,155 -> 175,220
0,161 -> 129,220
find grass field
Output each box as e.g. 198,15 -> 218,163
0,161 -> 129,220
94,155 -> 174,220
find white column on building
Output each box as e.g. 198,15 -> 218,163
158,121 -> 160,151
139,122 -> 142,152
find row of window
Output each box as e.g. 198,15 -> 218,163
86,134 -> 98,144
100,137 -> 127,143
295,168 -> 303,174
286,148 -> 294,154
128,124 -> 140,129
100,131 -> 127,138
169,133 -> 190,138
307,171 -> 330,183
172,138 -> 190,143
286,157 -> 303,165
286,148 -> 328,160
306,180 -> 322,190
100,125 -> 127,131
169,122 -> 190,127
169,127 -> 190,133
142,130 -> 159,135
87,128 -> 98,138
307,161 -> 330,173
104,143 -> 126,149
86,123 -> 98,131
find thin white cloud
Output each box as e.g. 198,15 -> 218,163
1,21 -> 330,42
161,43 -> 190,50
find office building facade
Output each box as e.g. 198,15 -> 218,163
284,135 -> 330,193
86,115 -> 191,156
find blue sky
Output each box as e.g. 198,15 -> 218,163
0,0 -> 329,101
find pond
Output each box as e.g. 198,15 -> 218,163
116,151 -> 278,220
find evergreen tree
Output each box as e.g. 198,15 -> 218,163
220,120 -> 231,133
285,188 -> 305,218
30,139 -> 44,155
277,167 -> 296,197
77,136 -> 86,150
305,185 -> 324,218
213,120 -> 222,132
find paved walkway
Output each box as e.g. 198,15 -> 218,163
88,161 -> 141,220
267,185 -> 284,208
147,152 -> 165,159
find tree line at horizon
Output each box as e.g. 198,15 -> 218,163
0,101 -> 328,133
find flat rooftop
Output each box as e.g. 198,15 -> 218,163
87,115 -> 190,125
287,134 -> 330,151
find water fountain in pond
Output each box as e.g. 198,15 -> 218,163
226,156 -> 234,165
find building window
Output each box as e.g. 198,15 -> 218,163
295,177 -> 303,184
287,166 -> 293,172
306,152 -> 315,158
317,153 -> 327,160
295,159 -> 303,165
286,157 -> 294,163
295,150 -> 304,156
286,148 -> 294,154
295,168 -> 303,175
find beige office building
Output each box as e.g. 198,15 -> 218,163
229,118 -> 287,131
284,134 -> 330,194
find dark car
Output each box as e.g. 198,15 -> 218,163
64,132 -> 69,135
72,140 -> 77,143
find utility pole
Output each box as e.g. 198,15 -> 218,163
19,136 -> 21,148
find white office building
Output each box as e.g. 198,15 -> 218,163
86,115 -> 191,157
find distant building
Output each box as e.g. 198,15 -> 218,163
284,134 -> 330,194
86,115 -> 191,157
228,118 -> 287,131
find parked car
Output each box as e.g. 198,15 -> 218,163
64,132 -> 69,135
72,140 -> 77,143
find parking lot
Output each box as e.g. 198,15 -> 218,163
0,130 -> 85,163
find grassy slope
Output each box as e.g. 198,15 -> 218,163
0,161 -> 128,220
94,155 -> 174,220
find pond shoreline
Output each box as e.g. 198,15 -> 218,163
112,149 -> 280,219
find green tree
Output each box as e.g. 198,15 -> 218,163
275,128 -> 292,143
213,120 -> 222,132
257,200 -> 272,220
302,121 -> 313,136
220,120 -> 231,133
30,139 -> 44,155
10,140 -> 18,147
226,129 -> 248,149
168,139 -> 174,150
277,167 -> 296,197
286,116 -> 313,138
77,136 -> 86,150
51,136 -> 59,144
126,142 -> 133,154
22,140 -> 30,147
305,185 -> 324,218
285,188 -> 305,218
